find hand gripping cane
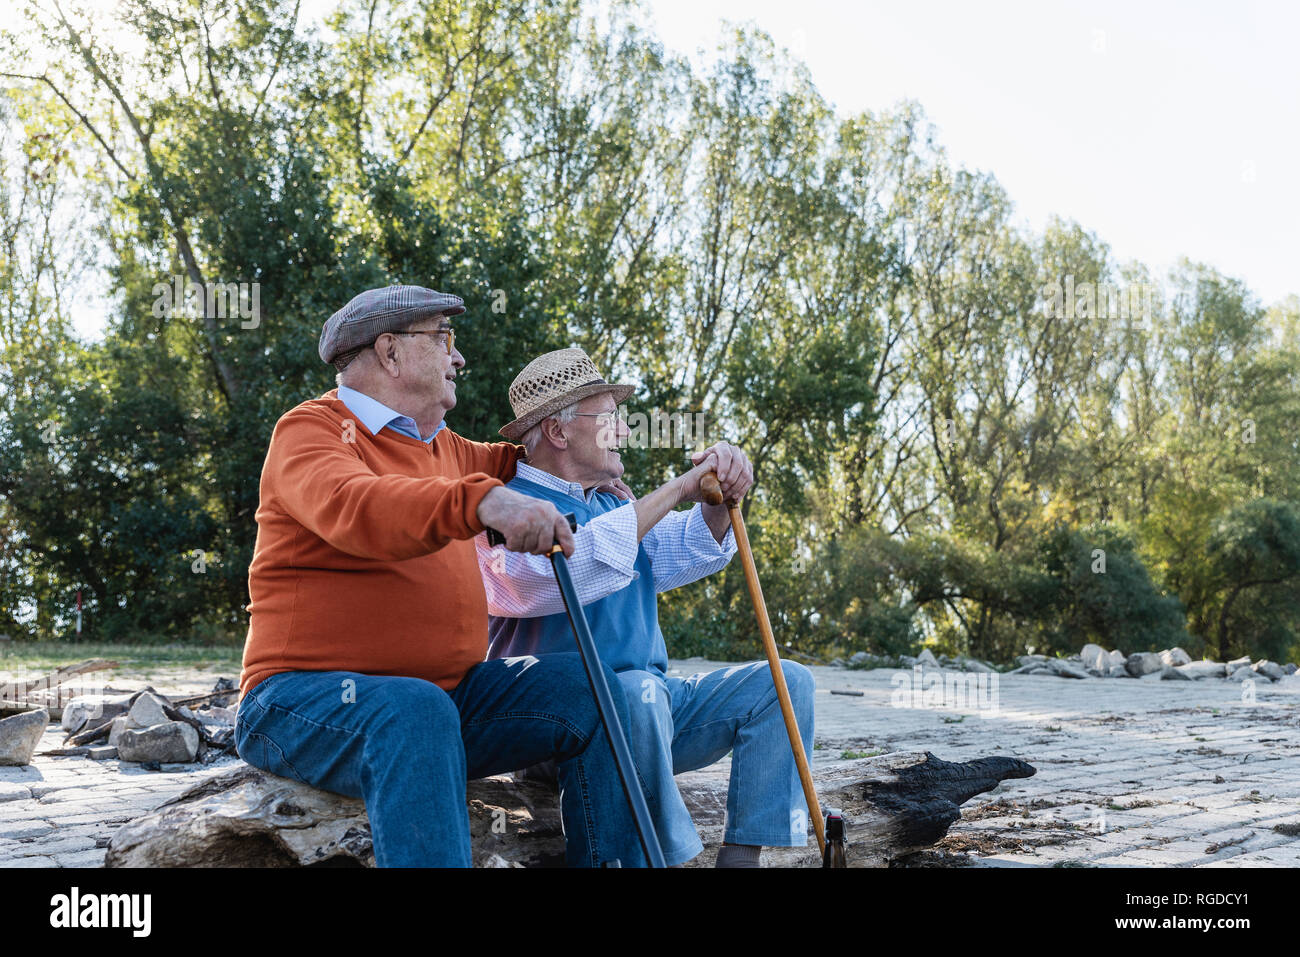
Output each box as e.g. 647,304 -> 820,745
700,472 -> 845,865
486,515 -> 666,868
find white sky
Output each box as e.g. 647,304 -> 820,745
638,0 -> 1299,308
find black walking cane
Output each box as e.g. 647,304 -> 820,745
486,514 -> 666,868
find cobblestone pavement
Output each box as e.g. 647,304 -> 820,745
2,660 -> 1297,867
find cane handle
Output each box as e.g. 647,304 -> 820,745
700,471 -> 726,507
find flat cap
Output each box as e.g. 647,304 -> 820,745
319,285 -> 466,364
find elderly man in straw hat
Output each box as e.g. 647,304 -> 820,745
237,287 -> 654,868
478,347 -> 816,867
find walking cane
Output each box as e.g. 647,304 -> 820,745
700,472 -> 842,864
486,515 -> 666,868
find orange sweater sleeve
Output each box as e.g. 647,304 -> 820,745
445,429 -> 525,483
266,405 -> 504,560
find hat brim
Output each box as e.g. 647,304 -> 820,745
499,383 -> 636,441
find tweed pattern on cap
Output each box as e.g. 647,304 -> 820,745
319,285 -> 466,364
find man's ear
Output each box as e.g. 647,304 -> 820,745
376,336 -> 399,377
542,416 -> 568,451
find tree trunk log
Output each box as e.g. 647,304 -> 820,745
105,750 -> 1034,868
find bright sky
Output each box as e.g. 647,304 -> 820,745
637,0 -> 1299,308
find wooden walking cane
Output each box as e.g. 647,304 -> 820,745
700,471 -> 828,858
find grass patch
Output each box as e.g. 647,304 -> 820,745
840,749 -> 883,760
0,641 -> 242,674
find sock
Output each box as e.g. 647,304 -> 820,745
715,844 -> 762,868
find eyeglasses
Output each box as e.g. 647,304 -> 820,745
571,410 -> 622,428
396,326 -> 456,355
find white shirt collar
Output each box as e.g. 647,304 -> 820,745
515,461 -> 598,502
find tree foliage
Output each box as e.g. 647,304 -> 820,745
0,0 -> 1297,665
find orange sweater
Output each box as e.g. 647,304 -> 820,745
240,390 -> 523,697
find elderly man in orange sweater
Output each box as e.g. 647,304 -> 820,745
236,285 -> 652,867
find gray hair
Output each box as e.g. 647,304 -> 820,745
522,402 -> 579,455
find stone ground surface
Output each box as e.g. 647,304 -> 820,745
1,659 -> 1297,867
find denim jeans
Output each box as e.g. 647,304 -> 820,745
615,659 -> 816,865
234,653 -> 649,867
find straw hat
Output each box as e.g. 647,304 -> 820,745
499,348 -> 635,440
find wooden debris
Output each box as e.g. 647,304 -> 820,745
106,750 -> 1036,868
170,688 -> 239,708
0,659 -> 120,700
0,659 -> 120,719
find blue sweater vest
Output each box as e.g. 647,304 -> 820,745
486,476 -> 668,676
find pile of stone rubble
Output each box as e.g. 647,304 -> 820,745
0,680 -> 238,768
829,644 -> 1297,682
1009,644 -> 1297,681
835,649 -> 998,672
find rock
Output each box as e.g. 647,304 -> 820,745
1080,644 -> 1108,672
60,693 -> 134,734
1016,654 -> 1048,668
1125,652 -> 1164,677
1103,651 -> 1130,677
1044,659 -> 1090,679
829,658 -> 846,668
1226,656 -> 1251,671
916,649 -> 939,667
108,715 -> 132,747
1159,647 -> 1192,667
117,722 -> 199,764
961,659 -> 995,673
1160,665 -> 1192,680
128,692 -> 172,730
0,709 -> 49,766
898,655 -> 918,667
1228,666 -> 1255,682
1174,661 -> 1227,679
1252,661 -> 1284,681
107,752 -> 1036,868
1285,663 -> 1298,675
1006,665 -> 1052,676
200,706 -> 238,726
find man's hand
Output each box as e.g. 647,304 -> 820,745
683,442 -> 754,504
477,486 -> 575,557
594,477 -> 636,501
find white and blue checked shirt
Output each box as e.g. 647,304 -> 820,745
476,462 -> 737,618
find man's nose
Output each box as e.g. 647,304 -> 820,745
451,347 -> 465,370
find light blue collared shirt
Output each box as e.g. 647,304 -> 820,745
337,385 -> 446,443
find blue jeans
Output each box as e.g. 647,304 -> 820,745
616,660 -> 816,865
234,653 -> 649,867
